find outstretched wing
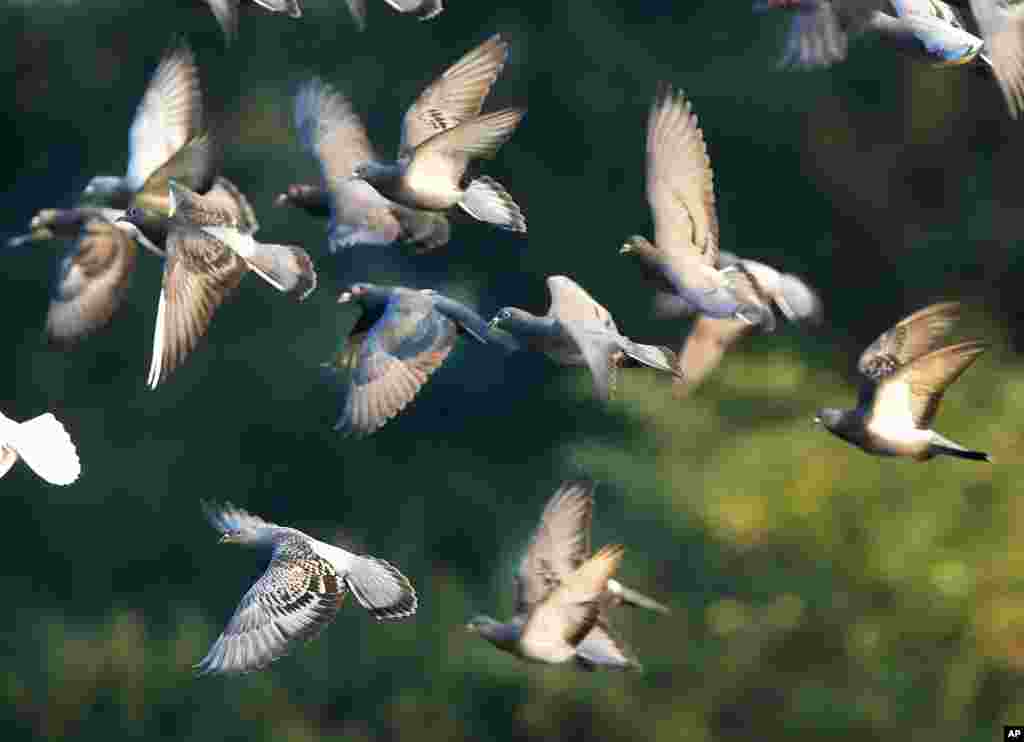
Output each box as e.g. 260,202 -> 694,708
858,302 -> 960,381
399,34 -> 508,156
195,546 -> 345,675
514,480 -> 595,613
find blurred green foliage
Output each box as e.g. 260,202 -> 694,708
2,0 -> 1023,739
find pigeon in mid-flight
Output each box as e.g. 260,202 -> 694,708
758,0 -> 1024,117
0,410 -> 80,486
488,275 -> 680,400
345,0 -> 444,31
203,0 -> 302,42
195,502 -> 416,675
621,85 -> 771,331
119,180 -> 316,389
815,302 -> 991,461
327,283 -> 502,437
346,34 -> 527,234
467,479 -> 668,670
277,78 -> 450,253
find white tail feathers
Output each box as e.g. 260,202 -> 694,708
344,555 -> 418,621
244,243 -> 318,301
6,413 -> 80,486
459,176 -> 526,232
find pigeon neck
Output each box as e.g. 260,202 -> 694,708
508,313 -> 559,339
479,618 -> 522,651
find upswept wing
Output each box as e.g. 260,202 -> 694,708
126,39 -> 203,192
514,480 -> 595,614
857,302 -> 961,381
399,34 -> 508,156
645,84 -> 719,267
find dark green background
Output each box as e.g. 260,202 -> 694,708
3,1 -> 1023,739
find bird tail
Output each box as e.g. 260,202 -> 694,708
776,273 -> 823,324
6,413 -> 80,485
607,578 -> 670,615
768,0 -> 847,69
620,341 -> 681,378
930,434 -> 991,462
245,243 -> 318,301
459,176 -> 526,233
344,555 -> 418,621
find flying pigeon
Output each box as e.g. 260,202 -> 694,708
0,410 -> 80,486
621,85 -> 771,330
277,78 -> 450,253
488,275 -> 680,400
645,251 -> 823,395
119,179 -> 316,389
327,283 -> 501,437
203,0 -> 302,42
759,0 -> 1024,118
348,34 -> 527,233
815,301 -> 991,461
196,502 -> 416,675
466,479 -> 668,670
345,0 -> 444,31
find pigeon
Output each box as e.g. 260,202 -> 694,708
203,0 -> 302,42
759,0 -> 1024,118
119,179 -> 316,389
44,213 -> 140,348
0,410 -> 80,486
327,283 -> 500,437
81,37 -> 205,208
350,34 -> 527,233
7,207 -> 162,256
195,502 -> 416,676
646,251 -> 823,395
345,0 -> 444,31
277,78 -> 450,253
621,85 -> 772,331
815,302 -> 991,461
467,479 -> 668,670
488,275 -> 680,400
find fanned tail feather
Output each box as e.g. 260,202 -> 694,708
459,176 -> 526,232
245,243 -> 318,301
345,556 -> 418,621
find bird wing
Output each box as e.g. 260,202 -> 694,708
858,301 -> 961,381
399,34 -> 508,157
199,177 -> 260,234
645,84 -> 719,267
126,39 -> 203,192
769,0 -> 886,68
204,0 -> 239,40
295,78 -> 377,185
251,0 -> 302,17
545,275 -> 615,329
46,217 -> 138,348
345,0 -> 367,29
168,180 -> 242,229
575,616 -> 642,671
405,108 -> 524,191
514,480 -> 595,614
330,294 -> 458,436
871,341 -> 988,430
520,545 -> 624,659
195,547 -> 345,675
147,226 -> 246,388
969,0 -> 1024,117
134,133 -> 217,217
676,315 -> 753,392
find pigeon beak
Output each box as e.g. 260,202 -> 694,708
218,533 -> 231,544
337,291 -> 353,304
813,415 -> 821,426
464,622 -> 477,633
619,243 -> 633,255
273,193 -> 289,207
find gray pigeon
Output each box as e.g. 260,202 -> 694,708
350,34 -> 527,233
196,502 -> 416,676
0,409 -> 80,486
759,0 -> 1024,118
488,275 -> 680,400
119,180 -> 316,389
647,251 -> 823,395
277,78 -> 450,253
621,85 -> 771,330
203,0 -> 302,42
345,0 -> 444,30
467,479 -> 668,670
815,302 -> 991,461
327,283 -> 502,437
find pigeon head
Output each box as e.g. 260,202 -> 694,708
203,502 -> 275,547
337,283 -> 392,309
117,206 -> 169,245
619,234 -> 659,260
814,408 -> 846,432
488,307 -> 540,337
465,615 -> 497,633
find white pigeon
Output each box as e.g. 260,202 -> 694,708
0,410 -> 80,486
